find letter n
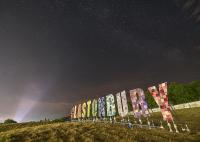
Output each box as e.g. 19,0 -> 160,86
106,94 -> 116,117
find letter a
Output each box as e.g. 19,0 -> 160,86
77,104 -> 82,118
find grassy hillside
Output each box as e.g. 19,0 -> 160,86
0,108 -> 200,142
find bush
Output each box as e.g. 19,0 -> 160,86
51,117 -> 66,123
4,119 -> 17,124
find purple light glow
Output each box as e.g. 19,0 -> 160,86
14,82 -> 50,122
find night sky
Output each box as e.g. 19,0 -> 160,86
0,0 -> 200,122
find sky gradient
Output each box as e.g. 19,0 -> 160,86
0,0 -> 200,122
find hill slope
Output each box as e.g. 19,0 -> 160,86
0,108 -> 200,142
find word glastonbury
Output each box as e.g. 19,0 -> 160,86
70,82 -> 189,133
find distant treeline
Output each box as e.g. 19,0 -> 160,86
144,81 -> 200,109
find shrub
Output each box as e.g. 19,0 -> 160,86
4,119 -> 17,124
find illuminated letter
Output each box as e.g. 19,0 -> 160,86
98,97 -> 105,117
148,82 -> 173,122
92,99 -> 98,117
72,105 -> 77,118
130,88 -> 149,118
70,106 -> 75,119
106,94 -> 116,117
87,100 -> 91,117
116,91 -> 128,117
81,102 -> 86,118
77,104 -> 82,118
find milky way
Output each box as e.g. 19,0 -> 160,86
0,0 -> 199,122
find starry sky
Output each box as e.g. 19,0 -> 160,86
0,0 -> 200,122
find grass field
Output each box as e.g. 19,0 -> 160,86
0,108 -> 200,142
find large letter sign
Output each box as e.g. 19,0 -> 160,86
98,97 -> 105,118
116,91 -> 128,117
81,102 -> 87,118
70,81 -> 183,133
106,94 -> 116,117
92,99 -> 98,117
130,88 -> 149,118
70,106 -> 75,119
148,82 -> 173,122
87,100 -> 91,118
72,105 -> 77,119
77,104 -> 82,118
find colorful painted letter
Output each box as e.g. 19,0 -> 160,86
116,91 -> 128,117
71,105 -> 77,119
98,97 -> 105,118
81,102 -> 86,118
148,82 -> 173,122
106,94 -> 116,117
130,88 -> 149,118
92,99 -> 98,117
70,106 -> 75,119
87,100 -> 91,117
77,104 -> 82,118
